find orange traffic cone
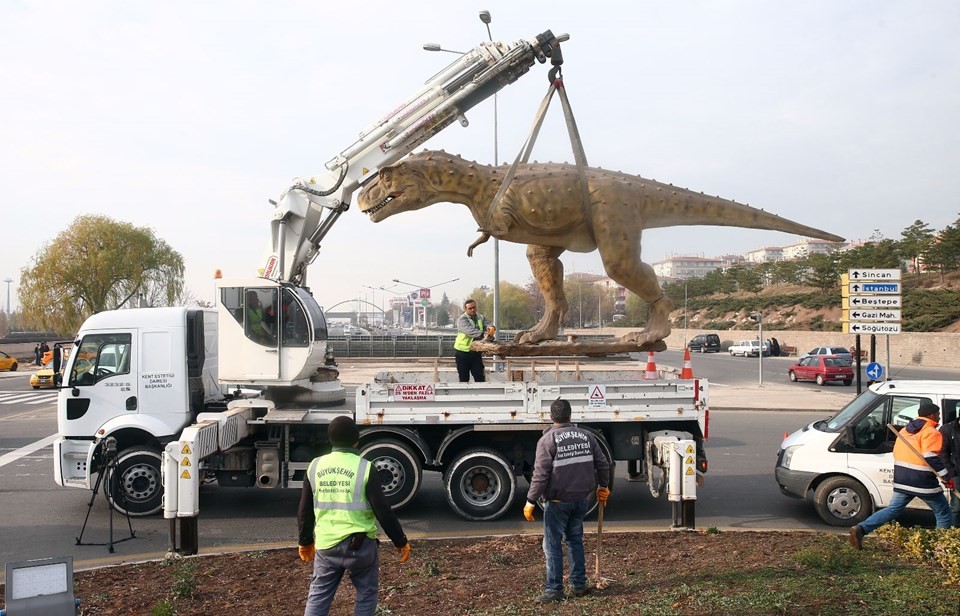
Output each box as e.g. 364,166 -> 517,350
680,347 -> 694,379
643,351 -> 659,380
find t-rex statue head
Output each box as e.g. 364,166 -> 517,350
358,153 -> 448,223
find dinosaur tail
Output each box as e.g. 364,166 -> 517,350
638,182 -> 844,243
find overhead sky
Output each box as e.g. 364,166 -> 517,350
3,1 -> 959,316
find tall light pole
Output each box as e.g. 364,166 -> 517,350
423,10 -> 500,343
2,278 -> 11,315
479,10 -> 501,344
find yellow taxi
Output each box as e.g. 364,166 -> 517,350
0,351 -> 18,371
30,358 -> 91,389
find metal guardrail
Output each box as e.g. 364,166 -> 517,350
326,333 -> 616,357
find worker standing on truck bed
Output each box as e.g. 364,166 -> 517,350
524,398 -> 611,602
297,416 -> 411,616
454,298 -> 495,382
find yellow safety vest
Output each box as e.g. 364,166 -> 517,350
308,450 -> 377,549
454,313 -> 487,352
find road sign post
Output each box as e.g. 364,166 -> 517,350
842,269 -> 902,393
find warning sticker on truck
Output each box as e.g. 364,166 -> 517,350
392,384 -> 436,401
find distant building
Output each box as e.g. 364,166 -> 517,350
745,246 -> 784,263
595,276 -> 627,315
781,238 -> 844,260
651,255 -> 724,280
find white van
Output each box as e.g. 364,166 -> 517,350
775,380 -> 959,526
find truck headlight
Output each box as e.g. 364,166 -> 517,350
780,445 -> 800,469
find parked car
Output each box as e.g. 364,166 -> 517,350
729,339 -> 769,357
799,346 -> 852,361
788,355 -> 854,386
688,333 -> 721,353
0,351 -> 17,371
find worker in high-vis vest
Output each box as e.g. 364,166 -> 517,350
454,298 -> 495,382
298,416 -> 411,616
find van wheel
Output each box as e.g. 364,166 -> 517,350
106,447 -> 163,517
360,439 -> 422,510
789,371 -> 798,382
813,476 -> 871,526
444,448 -> 516,521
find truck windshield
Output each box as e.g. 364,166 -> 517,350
820,390 -> 881,432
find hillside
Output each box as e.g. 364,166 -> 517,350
671,271 -> 960,332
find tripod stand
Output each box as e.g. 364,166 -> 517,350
76,437 -> 136,553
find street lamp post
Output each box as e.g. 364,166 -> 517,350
423,9 -> 500,343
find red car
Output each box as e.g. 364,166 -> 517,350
788,355 -> 854,386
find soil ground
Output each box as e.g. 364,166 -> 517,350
5,530 -> 954,615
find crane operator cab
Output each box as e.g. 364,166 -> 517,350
217,278 -> 345,404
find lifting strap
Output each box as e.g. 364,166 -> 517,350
484,64 -> 592,234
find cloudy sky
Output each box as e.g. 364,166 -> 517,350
3,1 -> 959,315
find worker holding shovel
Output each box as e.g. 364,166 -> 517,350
849,402 -> 954,549
524,398 -> 611,603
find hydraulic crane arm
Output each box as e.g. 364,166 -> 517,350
261,29 -> 568,285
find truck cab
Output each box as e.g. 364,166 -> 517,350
775,380 -> 960,526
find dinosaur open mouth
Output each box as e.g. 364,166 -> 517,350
366,193 -> 397,216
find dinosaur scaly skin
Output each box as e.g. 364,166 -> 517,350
358,151 -> 844,346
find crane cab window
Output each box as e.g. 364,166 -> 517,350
221,287 -> 279,347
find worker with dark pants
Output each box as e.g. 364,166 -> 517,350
297,416 -> 411,616
453,299 -> 494,382
939,409 -> 960,527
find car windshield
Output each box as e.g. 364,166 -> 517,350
820,390 -> 881,432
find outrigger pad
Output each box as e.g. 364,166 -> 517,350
471,338 -> 667,357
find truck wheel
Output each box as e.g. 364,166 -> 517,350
813,476 -> 871,527
106,447 -> 163,517
444,448 -> 515,521
360,439 -> 422,510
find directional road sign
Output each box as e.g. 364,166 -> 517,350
848,282 -> 901,295
843,295 -> 902,309
847,268 -> 901,281
865,362 -> 884,380
842,309 -> 902,322
843,322 -> 901,334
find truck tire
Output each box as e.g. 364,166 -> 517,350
360,439 -> 422,510
585,434 -> 615,517
106,447 -> 163,517
444,448 -> 516,521
813,476 -> 871,527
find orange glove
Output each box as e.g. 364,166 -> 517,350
523,501 -> 536,522
298,544 -> 315,562
596,486 -> 610,505
397,542 -> 411,563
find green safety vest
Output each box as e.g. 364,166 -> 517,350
454,313 -> 487,352
308,450 -> 377,549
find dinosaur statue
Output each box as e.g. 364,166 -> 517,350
357,151 -> 844,347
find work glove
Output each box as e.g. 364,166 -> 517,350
944,478 -> 957,490
397,542 -> 411,563
596,486 -> 611,506
523,501 -> 536,522
298,544 -> 315,562
486,325 -> 496,336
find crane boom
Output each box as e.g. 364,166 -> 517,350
261,29 -> 567,285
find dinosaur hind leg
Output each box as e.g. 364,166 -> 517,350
596,231 -> 673,346
515,244 -> 567,344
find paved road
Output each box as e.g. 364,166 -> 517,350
0,364 -> 942,580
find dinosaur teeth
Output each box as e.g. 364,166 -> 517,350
366,195 -> 395,215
